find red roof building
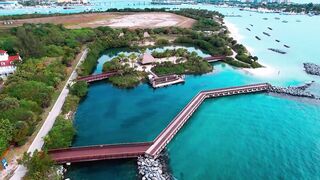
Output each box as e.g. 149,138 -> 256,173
0,50 -> 21,67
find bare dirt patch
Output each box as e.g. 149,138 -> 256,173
0,12 -> 195,29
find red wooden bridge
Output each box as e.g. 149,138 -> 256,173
203,55 -> 226,62
77,71 -> 118,83
49,83 -> 270,163
49,142 -> 152,164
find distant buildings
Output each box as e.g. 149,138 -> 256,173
0,50 -> 21,77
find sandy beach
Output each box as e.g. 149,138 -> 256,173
224,20 -> 277,77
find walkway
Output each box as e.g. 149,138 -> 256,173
10,49 -> 89,180
49,143 -> 153,164
204,55 -> 226,62
145,83 -> 270,157
47,83 -> 270,164
77,71 -> 118,83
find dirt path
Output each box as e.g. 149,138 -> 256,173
0,12 -> 195,29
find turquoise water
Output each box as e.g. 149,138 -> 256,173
12,3 -> 319,180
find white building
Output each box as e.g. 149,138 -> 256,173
0,50 -> 21,77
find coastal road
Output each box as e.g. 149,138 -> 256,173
9,48 -> 88,180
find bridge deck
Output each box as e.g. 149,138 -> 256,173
146,83 -> 270,157
49,142 -> 152,164
49,83 -> 270,163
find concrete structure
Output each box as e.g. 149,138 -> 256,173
48,83 -> 271,163
149,74 -> 185,88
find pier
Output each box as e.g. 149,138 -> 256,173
48,83 -> 270,163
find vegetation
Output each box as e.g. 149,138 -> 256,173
103,55 -> 146,88
44,116 -> 76,150
151,51 -> 213,76
70,81 -> 88,98
0,23 -> 93,155
18,150 -> 60,180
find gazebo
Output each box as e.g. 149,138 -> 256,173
140,53 -> 156,65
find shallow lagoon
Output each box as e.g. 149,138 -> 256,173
67,44 -> 320,179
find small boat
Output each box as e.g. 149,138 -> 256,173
255,36 -> 261,40
275,39 -> 280,43
250,24 -> 253,27
282,20 -> 288,23
268,27 -> 273,30
275,17 -> 280,20
263,32 -> 271,36
246,28 -> 251,31
263,18 -> 268,20
268,48 -> 286,54
296,20 -> 301,22
284,45 -> 290,48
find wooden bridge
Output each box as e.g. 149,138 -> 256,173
49,142 -> 153,164
203,55 -> 226,62
77,71 -> 118,83
48,83 -> 270,163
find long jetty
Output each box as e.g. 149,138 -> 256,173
48,83 -> 270,163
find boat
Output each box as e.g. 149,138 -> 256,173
275,39 -> 280,43
250,24 -> 253,27
282,20 -> 288,23
268,48 -> 286,54
255,36 -> 261,40
275,17 -> 280,20
268,27 -> 273,30
296,20 -> 301,22
246,28 -> 251,31
263,18 -> 268,20
284,45 -> 290,48
263,32 -> 271,36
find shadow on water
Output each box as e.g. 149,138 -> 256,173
65,159 -> 139,180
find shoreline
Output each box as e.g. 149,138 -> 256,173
224,19 -> 277,77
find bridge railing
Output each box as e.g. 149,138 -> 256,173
48,142 -> 153,153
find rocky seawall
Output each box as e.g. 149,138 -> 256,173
137,152 -> 173,180
268,81 -> 318,99
304,63 -> 320,76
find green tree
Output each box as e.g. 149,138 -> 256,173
70,81 -> 88,98
0,119 -> 14,155
18,150 -> 59,180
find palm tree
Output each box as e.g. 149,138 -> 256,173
129,53 -> 138,68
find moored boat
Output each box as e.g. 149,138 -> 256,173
263,32 -> 271,36
284,45 -> 290,48
246,28 -> 251,31
268,48 -> 286,54
275,39 -> 280,43
255,36 -> 261,40
268,27 -> 272,30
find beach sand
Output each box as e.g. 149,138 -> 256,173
224,20 -> 277,77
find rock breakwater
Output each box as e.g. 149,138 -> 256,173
304,63 -> 320,76
268,81 -> 318,99
137,153 -> 173,180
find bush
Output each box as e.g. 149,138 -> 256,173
70,81 -> 88,98
44,116 -> 75,150
155,38 -> 169,45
